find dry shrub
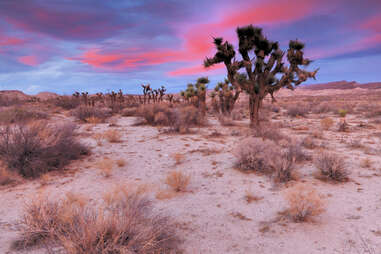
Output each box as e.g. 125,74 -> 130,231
252,122 -> 285,142
311,102 -> 335,114
217,114 -> 235,126
137,104 -> 206,133
14,188 -> 180,253
360,158 -> 372,168
320,117 -> 334,130
121,107 -> 138,117
285,141 -> 310,163
234,138 -> 296,182
0,107 -> 48,124
231,108 -> 246,120
0,123 -> 89,178
284,183 -> 325,222
0,166 -> 20,185
314,153 -> 349,182
136,104 -> 172,126
171,153 -> 185,165
93,133 -> 104,146
116,159 -> 126,167
104,129 -> 122,143
301,136 -> 316,149
286,104 -> 309,117
165,170 -> 190,192
244,190 -> 263,203
54,96 -> 80,110
71,106 -> 111,123
97,158 -> 114,177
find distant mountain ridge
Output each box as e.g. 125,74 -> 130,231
302,81 -> 381,90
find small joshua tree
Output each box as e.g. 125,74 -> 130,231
210,76 -> 243,115
141,84 -> 152,104
181,77 -> 209,115
204,25 -> 318,126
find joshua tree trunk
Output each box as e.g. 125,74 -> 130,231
249,94 -> 261,127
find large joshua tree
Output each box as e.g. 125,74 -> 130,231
204,25 -> 318,127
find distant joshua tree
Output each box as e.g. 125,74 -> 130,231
180,77 -> 209,115
204,25 -> 318,126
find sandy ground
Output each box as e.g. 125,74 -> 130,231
1,91 -> 381,253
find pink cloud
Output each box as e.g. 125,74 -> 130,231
71,0 -> 322,75
168,63 -> 223,76
18,55 -> 39,66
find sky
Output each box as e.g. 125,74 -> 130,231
0,0 -> 380,95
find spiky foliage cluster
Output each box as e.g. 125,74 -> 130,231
141,84 -> 167,104
210,76 -> 243,115
204,25 -> 318,126
180,77 -> 209,115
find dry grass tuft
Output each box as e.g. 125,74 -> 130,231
283,183 -> 325,222
360,158 -> 372,168
320,117 -> 334,130
171,153 -> 185,165
0,166 -> 20,186
165,170 -> 190,192
104,129 -> 122,143
314,153 -> 349,182
116,158 -> 126,167
13,188 -> 180,253
244,190 -> 263,203
97,158 -> 114,177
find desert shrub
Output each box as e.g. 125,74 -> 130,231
231,108 -> 246,120
286,104 -> 309,117
0,123 -> 89,178
284,183 -> 325,222
136,104 -> 172,125
271,155 -> 295,183
121,107 -> 138,117
235,138 -> 298,182
116,159 -> 126,167
217,114 -> 235,126
54,96 -> 80,110
356,103 -> 381,117
103,129 -> 122,143
165,171 -> 190,192
0,107 -> 48,124
14,188 -> 180,253
97,158 -> 114,177
71,106 -> 111,123
234,138 -> 279,173
0,166 -> 20,185
252,122 -> 285,142
137,104 -> 206,133
320,117 -> 334,130
285,141 -> 310,163
311,102 -> 335,114
172,105 -> 206,133
314,153 -> 349,182
301,136 -> 316,149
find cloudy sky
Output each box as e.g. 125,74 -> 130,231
0,0 -> 380,94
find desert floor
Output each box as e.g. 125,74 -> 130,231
1,89 -> 381,253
